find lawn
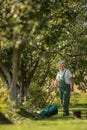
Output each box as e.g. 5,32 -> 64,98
0,117 -> 87,130
0,92 -> 87,130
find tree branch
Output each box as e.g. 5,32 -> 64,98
0,69 -> 9,88
0,62 -> 11,87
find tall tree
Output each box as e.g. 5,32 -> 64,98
0,0 -> 87,108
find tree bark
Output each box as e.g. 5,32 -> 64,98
10,47 -> 20,108
20,58 -> 39,103
0,62 -> 11,88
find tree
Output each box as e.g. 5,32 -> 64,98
0,0 -> 87,108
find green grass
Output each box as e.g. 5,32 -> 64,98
0,92 -> 87,130
0,118 -> 87,130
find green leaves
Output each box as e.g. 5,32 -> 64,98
0,0 -> 87,105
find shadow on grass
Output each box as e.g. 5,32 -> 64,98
17,108 -> 39,120
17,108 -> 74,121
17,104 -> 87,121
70,103 -> 87,108
17,108 -> 59,120
49,116 -> 72,121
0,112 -> 13,124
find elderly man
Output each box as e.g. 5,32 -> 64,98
54,61 -> 74,116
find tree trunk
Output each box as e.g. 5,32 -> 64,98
20,82 -> 28,103
10,47 -> 20,108
20,58 -> 39,103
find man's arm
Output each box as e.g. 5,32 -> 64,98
69,77 -> 74,92
53,79 -> 58,88
49,80 -> 58,92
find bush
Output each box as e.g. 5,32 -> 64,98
0,79 -> 10,113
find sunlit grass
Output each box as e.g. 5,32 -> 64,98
0,118 -> 87,130
0,92 -> 87,130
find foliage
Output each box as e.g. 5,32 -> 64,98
0,79 -> 10,113
21,80 -> 52,112
0,0 -> 87,109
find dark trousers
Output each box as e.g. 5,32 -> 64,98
59,85 -> 70,115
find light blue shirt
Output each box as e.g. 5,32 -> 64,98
56,69 -> 72,84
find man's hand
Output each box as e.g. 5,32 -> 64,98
53,80 -> 58,88
70,87 -> 74,92
49,80 -> 58,92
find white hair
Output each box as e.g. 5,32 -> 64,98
58,60 -> 65,65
